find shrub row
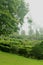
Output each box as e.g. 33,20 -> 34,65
0,39 -> 33,58
0,38 -> 43,59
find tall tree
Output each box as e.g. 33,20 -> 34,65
0,0 -> 28,35
28,18 -> 33,35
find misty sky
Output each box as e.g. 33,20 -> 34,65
25,0 -> 43,27
20,0 -> 43,34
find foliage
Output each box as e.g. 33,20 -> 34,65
31,41 -> 43,59
28,18 -> 32,24
0,35 -> 42,59
0,0 -> 28,35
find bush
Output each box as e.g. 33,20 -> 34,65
0,45 -> 10,52
0,36 -> 43,59
31,41 -> 43,59
11,46 -> 19,54
18,48 -> 28,57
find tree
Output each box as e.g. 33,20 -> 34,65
27,18 -> 33,36
35,29 -> 40,40
0,0 -> 28,35
39,28 -> 43,40
21,30 -> 25,35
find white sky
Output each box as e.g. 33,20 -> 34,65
20,0 -> 43,34
25,0 -> 43,27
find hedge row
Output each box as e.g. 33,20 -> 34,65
0,38 -> 43,59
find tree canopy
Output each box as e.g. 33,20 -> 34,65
0,0 -> 28,35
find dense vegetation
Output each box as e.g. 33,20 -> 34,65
0,35 -> 43,59
0,0 -> 43,60
0,0 -> 28,35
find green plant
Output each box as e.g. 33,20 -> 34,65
31,41 -> 43,59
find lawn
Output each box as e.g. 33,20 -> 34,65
0,51 -> 43,65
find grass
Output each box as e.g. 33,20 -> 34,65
0,51 -> 43,65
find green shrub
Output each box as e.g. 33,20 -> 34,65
18,48 -> 28,57
0,45 -> 10,52
0,36 -> 43,59
31,41 -> 43,59
11,46 -> 19,54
